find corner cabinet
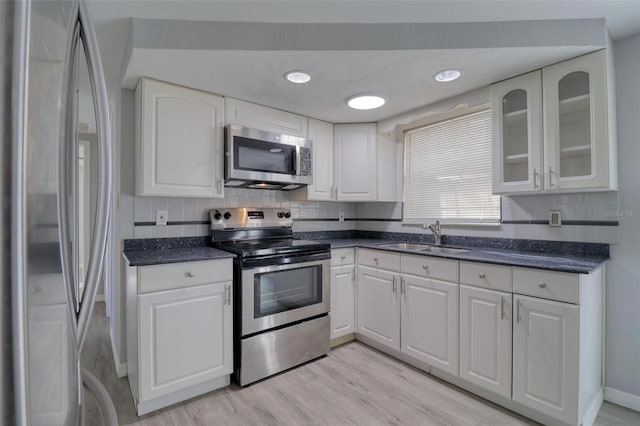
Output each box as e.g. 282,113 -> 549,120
330,248 -> 356,343
135,78 -> 225,198
125,258 -> 233,416
334,123 -> 377,201
491,50 -> 617,194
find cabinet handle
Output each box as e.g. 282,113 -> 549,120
186,272 -> 195,278
224,284 -> 231,306
217,178 -> 222,195
422,265 -> 429,272
374,257 -> 379,264
538,282 -> 547,288
334,185 -> 338,200
516,300 -> 522,323
548,166 -> 554,188
479,273 -> 486,279
392,276 -> 397,294
501,297 -> 506,320
400,277 -> 405,296
533,168 -> 539,189
351,269 -> 356,284
341,255 -> 346,260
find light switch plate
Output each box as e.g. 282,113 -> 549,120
549,210 -> 562,227
156,210 -> 168,226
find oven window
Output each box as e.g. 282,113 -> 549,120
254,265 -> 322,318
234,136 -> 296,175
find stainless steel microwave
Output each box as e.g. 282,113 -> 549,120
224,125 -> 313,190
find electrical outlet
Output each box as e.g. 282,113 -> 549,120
549,209 -> 562,227
339,211 -> 345,222
156,210 -> 168,226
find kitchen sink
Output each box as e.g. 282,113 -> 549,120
378,242 -> 469,254
378,243 -> 433,250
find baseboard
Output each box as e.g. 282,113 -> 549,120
582,388 -> 604,426
604,387 -> 640,412
110,331 -> 127,378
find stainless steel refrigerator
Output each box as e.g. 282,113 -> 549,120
1,0 -> 117,424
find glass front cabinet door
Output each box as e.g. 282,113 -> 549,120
542,50 -> 614,191
491,71 -> 543,194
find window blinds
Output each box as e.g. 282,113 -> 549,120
403,109 -> 501,225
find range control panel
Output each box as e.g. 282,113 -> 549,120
209,207 -> 292,230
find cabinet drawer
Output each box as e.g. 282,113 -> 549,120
460,262 -> 512,292
331,248 -> 355,266
358,249 -> 401,272
513,268 -> 580,304
401,254 -> 458,283
138,259 -> 233,293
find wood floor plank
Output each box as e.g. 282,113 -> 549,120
83,304 -> 640,426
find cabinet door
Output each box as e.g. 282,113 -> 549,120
225,97 -> 308,137
334,123 -> 377,201
330,265 -> 355,339
513,295 -> 579,425
459,285 -> 512,398
490,71 -> 543,194
356,265 -> 400,351
307,118 -> 335,200
543,50 -> 610,190
400,274 -> 458,376
139,282 -> 233,402
136,78 -> 224,198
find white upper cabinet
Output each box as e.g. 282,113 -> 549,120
136,78 -> 224,198
543,50 -> 615,191
306,118 -> 335,201
334,123 -> 377,201
491,50 -> 616,194
225,97 -> 308,137
491,71 -> 543,194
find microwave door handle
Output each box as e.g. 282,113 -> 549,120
295,145 -> 301,176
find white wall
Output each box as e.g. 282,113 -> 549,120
604,33 -> 640,404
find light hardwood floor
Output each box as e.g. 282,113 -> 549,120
82,304 -> 640,426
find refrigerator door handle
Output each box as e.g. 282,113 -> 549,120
75,0 -> 113,352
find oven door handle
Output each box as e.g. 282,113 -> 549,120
241,251 -> 330,269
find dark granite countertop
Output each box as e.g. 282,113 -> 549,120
123,247 -> 235,267
323,238 -> 607,274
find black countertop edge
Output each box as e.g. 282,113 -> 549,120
123,246 -> 235,267
124,236 -> 210,251
294,230 -> 609,258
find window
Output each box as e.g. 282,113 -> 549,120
403,109 -> 501,225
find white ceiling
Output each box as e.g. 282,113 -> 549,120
90,0 -> 640,123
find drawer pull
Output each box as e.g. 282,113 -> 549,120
422,265 -> 429,271
186,272 -> 195,278
373,257 -> 379,264
501,297 -> 506,320
538,282 -> 547,288
479,273 -> 486,279
341,255 -> 346,260
224,284 -> 231,306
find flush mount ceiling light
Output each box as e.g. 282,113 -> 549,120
434,69 -> 461,82
347,95 -> 386,110
284,71 -> 311,84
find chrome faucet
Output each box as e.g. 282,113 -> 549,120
424,221 -> 442,246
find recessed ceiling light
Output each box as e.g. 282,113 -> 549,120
347,95 -> 386,110
284,71 -> 311,84
434,69 -> 461,82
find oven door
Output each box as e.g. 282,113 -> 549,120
241,254 -> 330,336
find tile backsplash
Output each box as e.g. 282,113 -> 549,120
129,189 -> 618,244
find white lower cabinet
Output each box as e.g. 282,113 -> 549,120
126,258 -> 233,415
401,274 -> 458,375
330,264 -> 356,340
138,283 -> 233,403
459,285 -> 512,398
356,265 -> 400,351
512,295 -> 580,424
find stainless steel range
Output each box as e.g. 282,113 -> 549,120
210,208 -> 331,386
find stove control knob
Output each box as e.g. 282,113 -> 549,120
223,211 -> 231,220
213,210 -> 222,220
284,211 -> 291,219
277,211 -> 284,218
